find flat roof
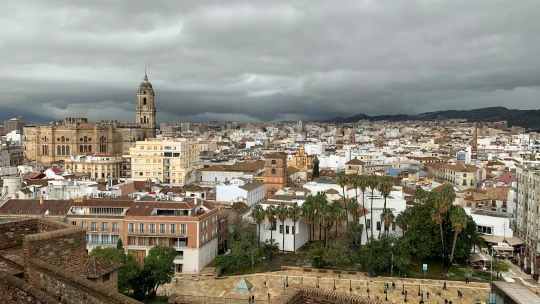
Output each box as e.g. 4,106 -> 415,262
493,282 -> 540,304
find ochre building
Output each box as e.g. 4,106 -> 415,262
23,73 -> 157,164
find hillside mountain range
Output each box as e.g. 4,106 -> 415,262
325,107 -> 540,130
0,107 -> 55,125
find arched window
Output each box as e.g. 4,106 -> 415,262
61,146 -> 65,155
84,136 -> 88,143
143,97 -> 147,105
271,160 -> 276,165
271,169 -> 276,175
80,145 -> 84,152
61,136 -> 65,142
88,145 -> 92,152
83,145 -> 88,152
57,145 -> 61,155
66,145 -> 70,155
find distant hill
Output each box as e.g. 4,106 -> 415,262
0,107 -> 55,125
324,107 -> 540,130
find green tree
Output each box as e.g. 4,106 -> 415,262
251,204 -> 265,247
261,239 -> 280,260
347,197 -> 359,219
308,244 -> 327,268
265,205 -> 277,241
358,234 -> 411,272
395,208 -> 411,236
289,202 -> 301,252
336,171 -> 349,228
345,220 -> 364,247
380,208 -> 395,236
356,175 -> 369,240
89,246 -> 141,294
143,245 -> 177,295
116,238 -> 124,250
378,176 -> 393,211
332,199 -> 346,238
448,205 -> 468,269
326,237 -> 355,269
277,203 -> 289,253
367,174 -> 379,240
491,260 -> 510,278
312,156 -> 320,180
302,195 -> 316,242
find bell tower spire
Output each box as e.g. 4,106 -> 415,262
136,71 -> 157,138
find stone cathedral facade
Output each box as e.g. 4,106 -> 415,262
23,73 -> 157,164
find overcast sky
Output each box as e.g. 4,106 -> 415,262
1,0 -> 539,123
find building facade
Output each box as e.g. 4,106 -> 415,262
264,153 -> 288,198
64,153 -> 124,179
23,73 -> 157,164
127,138 -> 200,185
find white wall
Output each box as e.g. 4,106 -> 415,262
470,212 -> 513,237
177,238 -> 218,273
259,217 -> 309,252
200,171 -> 247,185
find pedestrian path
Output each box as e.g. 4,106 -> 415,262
159,269 -> 491,303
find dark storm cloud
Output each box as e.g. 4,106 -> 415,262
1,0 -> 539,122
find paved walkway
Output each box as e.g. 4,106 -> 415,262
159,269 -> 491,303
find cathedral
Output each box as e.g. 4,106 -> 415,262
23,73 -> 157,163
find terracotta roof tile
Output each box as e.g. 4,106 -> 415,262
86,256 -> 122,279
0,199 -> 73,216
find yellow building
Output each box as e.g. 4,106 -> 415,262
127,138 -> 200,185
64,153 -> 124,179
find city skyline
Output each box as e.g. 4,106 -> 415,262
1,0 -> 539,123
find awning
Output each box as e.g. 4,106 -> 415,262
505,237 -> 524,247
482,235 -> 504,243
470,253 -> 488,263
492,246 -> 514,252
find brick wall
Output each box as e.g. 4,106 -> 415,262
0,270 -> 61,304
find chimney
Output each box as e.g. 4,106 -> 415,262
39,196 -> 44,205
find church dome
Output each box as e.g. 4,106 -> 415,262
138,73 -> 154,94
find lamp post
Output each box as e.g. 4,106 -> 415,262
391,252 -> 394,276
281,266 -> 283,290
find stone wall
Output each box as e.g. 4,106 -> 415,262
24,222 -> 88,279
0,270 -> 61,304
26,259 -> 141,304
0,218 -> 39,250
272,285 -> 388,304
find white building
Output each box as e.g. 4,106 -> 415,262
304,142 -> 324,156
257,201 -> 309,252
215,178 -> 265,207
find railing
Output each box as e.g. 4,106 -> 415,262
172,295 -> 266,303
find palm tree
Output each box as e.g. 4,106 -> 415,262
357,175 -> 369,240
321,204 -> 334,247
414,186 -> 427,204
367,174 -> 379,240
448,206 -> 468,272
265,205 -> 277,242
251,204 -> 265,246
302,196 -> 315,242
289,202 -> 301,252
277,203 -> 289,253
332,200 -> 346,237
395,208 -> 411,236
336,171 -> 349,228
380,208 -> 395,236
347,197 -> 359,219
315,192 -> 327,242
378,176 -> 393,211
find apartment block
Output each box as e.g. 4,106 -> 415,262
66,197 -> 219,273
64,153 -> 123,179
515,162 -> 540,273
127,138 -> 200,185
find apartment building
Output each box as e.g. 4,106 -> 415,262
127,138 -> 200,185
215,177 -> 265,207
515,162 -> 540,273
64,153 -> 123,179
66,197 -> 219,273
433,163 -> 483,191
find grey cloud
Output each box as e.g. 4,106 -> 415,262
1,0 -> 539,123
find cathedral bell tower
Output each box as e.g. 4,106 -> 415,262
136,72 -> 156,129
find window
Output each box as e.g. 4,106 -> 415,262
102,235 -> 110,244
271,160 -> 276,165
141,237 -> 147,245
286,225 -> 290,234
272,219 -> 277,230
102,222 -> 108,232
111,235 -> 119,245
271,169 -> 276,174
366,219 -> 371,228
477,225 -> 493,235
91,222 -> 98,232
102,273 -> 110,282
180,224 -> 187,234
128,223 -> 134,233
71,221 -> 77,226
82,222 -> 87,230
160,224 -> 166,233
139,223 -> 145,233
112,222 -> 119,232
150,224 -> 156,233
376,221 -> 381,231
170,224 -> 176,234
